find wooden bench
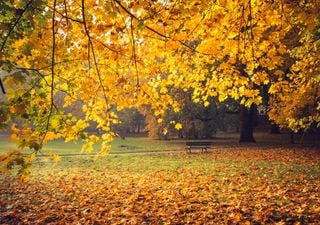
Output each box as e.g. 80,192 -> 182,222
185,141 -> 212,153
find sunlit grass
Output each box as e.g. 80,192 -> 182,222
30,152 -> 320,180
0,135 -> 185,155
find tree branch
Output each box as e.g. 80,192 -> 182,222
112,0 -> 214,56
45,4 -> 84,24
0,0 -> 33,52
81,0 -> 111,119
248,0 -> 256,61
0,79 -> 5,94
40,0 -> 57,147
130,16 -> 140,86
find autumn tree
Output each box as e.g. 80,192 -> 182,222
113,108 -> 145,135
0,0 -> 319,165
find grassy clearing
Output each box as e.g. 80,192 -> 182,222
30,148 -> 320,178
0,135 -> 185,155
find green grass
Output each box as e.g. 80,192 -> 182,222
29,152 -> 320,181
2,133 -> 319,181
0,135 -> 185,155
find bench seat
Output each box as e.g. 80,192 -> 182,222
185,141 -> 212,153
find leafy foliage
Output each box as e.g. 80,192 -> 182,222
0,0 -> 319,166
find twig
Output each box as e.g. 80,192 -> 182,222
130,16 -> 140,86
40,0 -> 57,147
0,79 -> 5,94
112,0 -> 215,56
248,0 -> 255,61
81,0 -> 111,120
45,4 -> 83,24
0,0 -> 33,52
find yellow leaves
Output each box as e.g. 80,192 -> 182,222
268,81 -> 289,94
101,132 -> 114,143
12,38 -> 27,49
311,206 -> 320,214
89,135 -> 100,143
230,212 -> 242,222
160,87 -> 168,94
63,95 -> 74,108
43,152 -> 62,163
240,96 -> 262,107
81,135 -> 100,153
9,104 -> 26,114
26,152 -> 36,163
53,154 -> 61,163
196,38 -> 216,55
172,31 -> 188,41
162,95 -> 172,105
43,132 -> 62,143
75,119 -> 89,131
81,142 -> 94,153
8,133 -> 20,142
162,127 -> 168,135
172,102 -> 181,113
51,117 -> 60,130
218,94 -> 228,102
174,123 -> 183,130
21,127 -> 32,135
252,71 -> 269,85
11,123 -> 20,134
274,70 -> 284,76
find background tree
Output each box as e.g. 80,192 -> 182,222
113,108 -> 145,137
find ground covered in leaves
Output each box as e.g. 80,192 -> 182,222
1,147 -> 320,224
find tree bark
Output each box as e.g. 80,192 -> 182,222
290,131 -> 294,144
239,104 -> 257,142
270,123 -> 281,134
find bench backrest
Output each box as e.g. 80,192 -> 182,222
186,142 -> 212,146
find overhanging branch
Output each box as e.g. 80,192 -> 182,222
0,0 -> 33,52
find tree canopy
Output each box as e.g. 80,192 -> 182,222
0,0 -> 319,157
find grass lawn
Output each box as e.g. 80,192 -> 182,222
0,135 -> 185,155
1,140 -> 320,224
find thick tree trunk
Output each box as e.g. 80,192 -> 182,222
239,104 -> 257,142
270,124 -> 281,134
290,131 -> 295,144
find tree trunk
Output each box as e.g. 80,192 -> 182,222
270,124 -> 281,134
239,104 -> 257,142
290,131 -> 294,144
136,121 -> 141,133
